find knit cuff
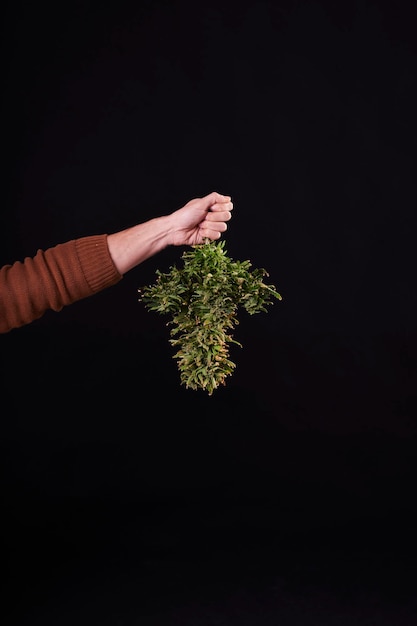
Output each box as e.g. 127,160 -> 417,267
75,234 -> 122,293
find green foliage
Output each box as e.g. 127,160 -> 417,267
138,238 -> 282,395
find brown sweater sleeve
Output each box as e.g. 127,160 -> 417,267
0,234 -> 122,333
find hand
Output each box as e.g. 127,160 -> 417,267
170,191 -> 233,246
107,191 -> 234,275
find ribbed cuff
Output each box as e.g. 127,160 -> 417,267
75,234 -> 122,293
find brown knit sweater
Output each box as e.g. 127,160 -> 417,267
0,234 -> 122,333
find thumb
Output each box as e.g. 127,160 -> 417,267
204,191 -> 232,206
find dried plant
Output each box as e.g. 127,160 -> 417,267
138,239 -> 282,395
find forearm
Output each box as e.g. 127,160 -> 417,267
107,214 -> 176,275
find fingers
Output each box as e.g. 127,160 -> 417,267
192,191 -> 233,242
207,219 -> 228,232
205,193 -> 233,237
205,209 -> 232,223
204,191 -> 232,206
200,219 -> 229,242
199,228 -> 223,241
201,191 -> 233,216
211,200 -> 233,213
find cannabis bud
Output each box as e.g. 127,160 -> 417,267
138,239 -> 282,395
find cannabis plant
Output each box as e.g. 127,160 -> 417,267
138,238 -> 282,395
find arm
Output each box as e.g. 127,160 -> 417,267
0,191 -> 233,333
0,235 -> 121,333
107,191 -> 233,274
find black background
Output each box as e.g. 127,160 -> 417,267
1,0 -> 417,623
